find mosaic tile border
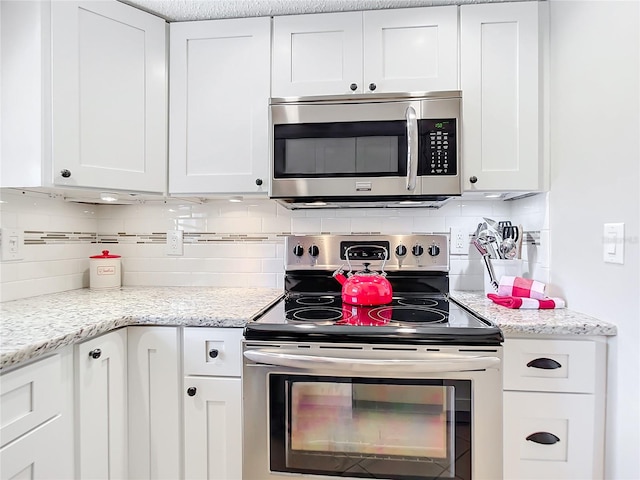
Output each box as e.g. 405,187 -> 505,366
20,230 -> 542,246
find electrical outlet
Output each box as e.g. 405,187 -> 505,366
0,228 -> 24,261
450,227 -> 467,255
166,230 -> 184,256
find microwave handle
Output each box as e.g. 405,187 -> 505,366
405,105 -> 418,191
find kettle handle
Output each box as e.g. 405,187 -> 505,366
344,245 -> 389,275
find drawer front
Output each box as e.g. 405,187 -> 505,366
503,339 -> 596,393
504,391 -> 597,480
0,355 -> 62,447
183,328 -> 243,377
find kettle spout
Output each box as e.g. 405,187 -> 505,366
332,268 -> 346,285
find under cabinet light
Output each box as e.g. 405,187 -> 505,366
99,192 -> 119,202
229,196 -> 244,203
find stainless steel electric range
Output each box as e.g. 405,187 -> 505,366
243,234 -> 503,480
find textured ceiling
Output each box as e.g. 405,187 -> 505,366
119,0 -> 516,22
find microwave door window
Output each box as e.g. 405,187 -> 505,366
274,121 -> 407,178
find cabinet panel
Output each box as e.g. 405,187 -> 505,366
51,0 -> 167,192
0,417 -> 72,480
169,17 -> 270,194
272,12 -> 363,97
0,355 -> 61,447
128,327 -> 181,480
503,338 -> 596,393
460,2 -> 542,191
183,327 -> 243,377
183,377 -> 242,480
77,328 -> 128,479
504,391 -> 597,479
363,7 -> 458,93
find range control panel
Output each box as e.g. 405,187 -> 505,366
285,234 -> 449,272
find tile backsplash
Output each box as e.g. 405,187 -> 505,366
0,188 -> 549,302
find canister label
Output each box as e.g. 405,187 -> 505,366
97,266 -> 116,275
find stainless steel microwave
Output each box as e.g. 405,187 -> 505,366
269,91 -> 461,208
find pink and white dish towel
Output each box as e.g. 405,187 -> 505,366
497,276 -> 546,300
487,293 -> 566,310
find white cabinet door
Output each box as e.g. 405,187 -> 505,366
51,0 -> 167,193
460,2 -> 543,192
128,327 -> 181,480
169,17 -> 270,195
0,417 -> 70,480
504,391 -> 597,480
363,7 -> 458,93
183,377 -> 242,480
76,328 -> 128,480
272,12 -> 363,97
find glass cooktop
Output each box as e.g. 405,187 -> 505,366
246,293 -> 503,346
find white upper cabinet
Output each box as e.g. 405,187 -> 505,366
169,17 -> 271,195
0,0 -> 167,193
460,2 -> 545,192
52,1 -> 167,193
272,7 -> 458,97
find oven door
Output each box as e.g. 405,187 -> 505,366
270,96 -> 460,200
243,343 -> 502,480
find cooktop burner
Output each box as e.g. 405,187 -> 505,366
283,295 -> 448,326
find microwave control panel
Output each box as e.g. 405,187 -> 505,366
420,119 -> 457,176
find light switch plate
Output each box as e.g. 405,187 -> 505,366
603,223 -> 624,264
1,228 -> 24,261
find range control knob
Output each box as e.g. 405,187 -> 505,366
292,244 -> 304,257
412,244 -> 424,257
428,245 -> 441,257
395,245 -> 407,257
308,245 -> 319,257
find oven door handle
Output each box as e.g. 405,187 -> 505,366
405,105 -> 418,191
244,350 -> 500,374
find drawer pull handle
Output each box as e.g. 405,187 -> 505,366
187,387 -> 197,397
527,357 -> 562,369
89,349 -> 102,359
209,349 -> 219,359
526,432 -> 560,445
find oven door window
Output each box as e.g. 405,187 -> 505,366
269,375 -> 471,480
273,121 -> 408,178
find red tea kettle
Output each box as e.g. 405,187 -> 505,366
333,245 -> 393,306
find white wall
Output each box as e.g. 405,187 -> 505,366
1,188 -> 549,301
549,1 -> 640,477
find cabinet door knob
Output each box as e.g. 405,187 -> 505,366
527,357 -> 562,370
469,176 -> 478,184
208,349 -> 219,359
349,83 -> 358,91
187,387 -> 197,397
60,169 -> 72,178
368,83 -> 377,91
526,432 -> 560,445
89,349 -> 102,359
255,178 -> 263,186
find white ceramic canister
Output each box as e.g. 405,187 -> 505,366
89,250 -> 122,290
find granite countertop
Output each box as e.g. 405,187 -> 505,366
1,287 -> 618,371
451,291 -> 618,337
0,286 -> 283,370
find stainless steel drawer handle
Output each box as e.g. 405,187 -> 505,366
526,432 -> 560,445
527,357 -> 562,369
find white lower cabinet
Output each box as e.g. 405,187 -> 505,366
183,328 -> 243,480
503,337 -> 606,480
76,328 -> 128,479
128,327 -> 181,480
0,348 -> 74,480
